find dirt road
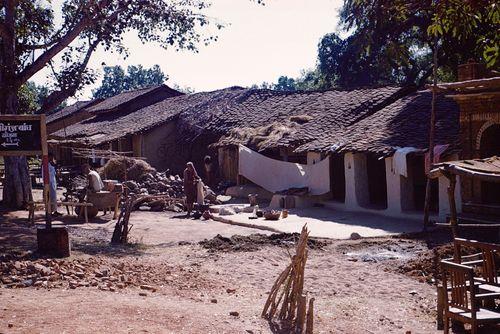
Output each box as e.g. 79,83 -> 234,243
1,210 -> 441,333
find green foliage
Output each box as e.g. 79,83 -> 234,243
273,76 -> 297,91
427,0 -> 500,68
268,0 -> 499,92
92,64 -> 167,99
1,0 -> 223,114
17,82 -> 50,114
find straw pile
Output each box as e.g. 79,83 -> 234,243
101,157 -> 156,182
214,121 -> 300,151
262,225 -> 314,333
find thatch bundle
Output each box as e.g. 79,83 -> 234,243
101,157 -> 156,182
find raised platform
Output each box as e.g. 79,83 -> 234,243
210,204 -> 423,239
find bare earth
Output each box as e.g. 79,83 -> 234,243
0,208 -> 441,334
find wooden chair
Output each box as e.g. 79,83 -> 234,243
441,260 -> 500,334
454,238 -> 500,289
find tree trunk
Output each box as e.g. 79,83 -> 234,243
2,156 -> 32,208
0,0 -> 33,209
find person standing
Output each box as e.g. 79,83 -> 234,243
183,162 -> 199,216
203,155 -> 215,188
44,153 -> 61,216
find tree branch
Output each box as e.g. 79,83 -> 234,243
16,0 -> 123,87
16,18 -> 91,87
39,39 -> 100,113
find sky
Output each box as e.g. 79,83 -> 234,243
33,0 -> 344,99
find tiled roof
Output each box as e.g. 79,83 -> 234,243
51,87 -> 246,145
51,85 -> 420,150
86,85 -> 182,113
178,86 -> 411,148
296,90 -> 460,155
46,100 -> 99,124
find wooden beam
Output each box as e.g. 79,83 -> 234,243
426,77 -> 500,92
447,174 -> 458,239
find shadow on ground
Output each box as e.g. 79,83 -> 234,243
1,207 -> 147,259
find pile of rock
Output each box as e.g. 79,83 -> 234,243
0,257 -> 161,292
123,172 -> 184,197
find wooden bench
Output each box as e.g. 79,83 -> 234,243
28,201 -> 93,224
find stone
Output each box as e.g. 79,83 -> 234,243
229,311 -> 239,317
33,264 -> 52,276
140,285 -> 156,292
226,288 -> 236,294
139,292 -> 148,297
210,299 -> 217,304
350,232 -> 362,240
74,271 -> 85,279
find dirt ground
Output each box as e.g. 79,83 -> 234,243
0,206 -> 454,334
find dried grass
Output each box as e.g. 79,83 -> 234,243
101,157 -> 156,181
216,121 -> 300,151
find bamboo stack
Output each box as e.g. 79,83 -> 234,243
262,225 -> 314,333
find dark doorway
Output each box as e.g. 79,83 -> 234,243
409,155 -> 439,212
330,154 -> 345,202
366,155 -> 388,209
480,124 -> 500,204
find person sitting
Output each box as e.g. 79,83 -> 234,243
82,163 -> 104,193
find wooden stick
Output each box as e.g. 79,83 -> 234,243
295,295 -> 307,333
305,298 -> 314,334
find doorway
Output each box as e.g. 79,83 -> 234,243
366,155 -> 388,209
330,154 -> 345,202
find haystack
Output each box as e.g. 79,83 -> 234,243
101,157 -> 156,182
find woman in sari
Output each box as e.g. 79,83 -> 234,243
183,162 -> 199,216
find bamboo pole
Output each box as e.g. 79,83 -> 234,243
423,35 -> 439,230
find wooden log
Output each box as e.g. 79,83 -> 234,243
436,285 -> 445,330
306,298 -> 314,334
295,295 -> 307,334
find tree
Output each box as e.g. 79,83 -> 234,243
317,33 -> 345,88
273,76 -> 296,91
0,0 -> 221,208
93,64 -> 167,99
334,0 -> 499,87
18,81 -> 52,114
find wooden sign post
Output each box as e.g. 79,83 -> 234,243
0,114 -> 51,227
1,115 -> 69,257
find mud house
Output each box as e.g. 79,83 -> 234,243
296,90 -> 461,221
49,84 -> 183,165
48,69 -> 498,223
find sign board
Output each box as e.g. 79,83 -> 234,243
0,114 -> 52,227
0,115 -> 45,156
